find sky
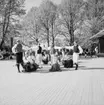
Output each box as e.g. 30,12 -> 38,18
25,0 -> 62,12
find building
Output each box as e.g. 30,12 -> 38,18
90,29 -> 104,57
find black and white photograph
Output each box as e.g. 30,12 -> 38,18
0,0 -> 104,105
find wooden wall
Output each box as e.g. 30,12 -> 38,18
99,37 -> 104,53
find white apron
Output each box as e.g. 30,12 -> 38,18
51,54 -> 58,65
37,54 -> 42,65
73,52 -> 79,63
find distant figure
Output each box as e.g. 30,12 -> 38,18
12,40 -> 24,73
71,41 -> 83,70
95,46 -> 98,57
84,49 -> 88,58
1,49 -> 11,59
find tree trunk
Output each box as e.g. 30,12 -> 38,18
94,0 -> 98,17
47,28 -> 50,47
52,36 -> 54,47
67,23 -> 74,46
0,15 -> 10,48
0,12 -> 7,49
11,37 -> 13,48
0,38 -> 4,50
69,26 -> 74,46
69,12 -> 74,46
0,0 -> 11,49
51,23 -> 54,47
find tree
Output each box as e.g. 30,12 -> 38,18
76,0 -> 104,49
38,0 -> 59,47
84,0 -> 104,35
49,2 -> 58,47
0,0 -> 25,49
22,7 -> 41,45
59,0 -> 84,45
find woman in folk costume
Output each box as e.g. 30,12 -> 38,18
23,51 -> 39,72
50,45 -> 55,65
71,41 -> 83,70
49,46 -> 61,72
12,40 -> 25,73
62,50 -> 73,68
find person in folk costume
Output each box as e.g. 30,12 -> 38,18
23,50 -> 39,72
95,46 -> 98,57
37,43 -> 43,68
62,50 -> 73,68
72,41 -> 83,70
49,46 -> 61,72
12,40 -> 25,73
50,45 -> 55,65
42,50 -> 49,64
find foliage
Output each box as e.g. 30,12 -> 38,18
0,0 -> 104,48
77,0 -> 104,48
21,7 -> 41,45
0,0 -> 26,49
59,0 -> 84,45
38,0 -> 58,46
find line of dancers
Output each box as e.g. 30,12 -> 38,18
12,40 -> 83,73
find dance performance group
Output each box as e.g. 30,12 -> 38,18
12,40 -> 83,73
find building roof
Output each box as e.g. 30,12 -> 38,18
90,29 -> 104,40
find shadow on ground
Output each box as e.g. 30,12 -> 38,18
22,65 -> 104,74
22,67 -> 76,74
79,66 -> 104,70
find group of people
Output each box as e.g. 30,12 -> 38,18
0,49 -> 13,60
12,40 -> 83,73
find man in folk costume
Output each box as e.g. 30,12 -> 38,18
12,40 -> 24,73
37,43 -> 42,68
72,41 -> 83,70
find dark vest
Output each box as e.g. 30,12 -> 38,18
16,43 -> 22,53
37,46 -> 42,54
73,45 -> 79,53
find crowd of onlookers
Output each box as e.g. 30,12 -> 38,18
82,47 -> 98,58
0,46 -> 14,60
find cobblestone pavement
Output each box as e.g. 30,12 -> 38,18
0,58 -> 104,105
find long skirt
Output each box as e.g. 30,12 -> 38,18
51,54 -> 54,65
16,52 -> 23,64
51,54 -> 58,65
24,62 -> 39,72
63,59 -> 73,68
49,63 -> 61,72
73,53 -> 79,64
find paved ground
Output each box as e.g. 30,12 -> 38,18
0,58 -> 104,105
